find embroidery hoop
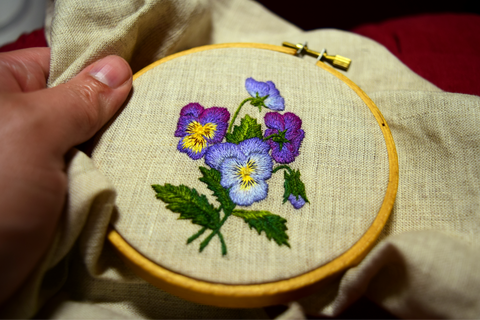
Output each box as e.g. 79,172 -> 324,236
106,43 -> 399,308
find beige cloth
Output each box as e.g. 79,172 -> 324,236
2,0 -> 480,318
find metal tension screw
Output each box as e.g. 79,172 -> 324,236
283,41 -> 352,71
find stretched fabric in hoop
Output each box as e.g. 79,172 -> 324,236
92,43 -> 397,307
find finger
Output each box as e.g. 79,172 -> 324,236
31,55 -> 133,155
0,48 -> 51,93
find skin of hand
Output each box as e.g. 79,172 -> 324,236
0,48 -> 132,305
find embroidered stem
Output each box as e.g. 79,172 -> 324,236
228,97 -> 253,134
187,226 -> 208,244
217,232 -> 227,256
272,165 -> 293,174
199,211 -> 232,255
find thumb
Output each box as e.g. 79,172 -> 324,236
35,55 -> 132,154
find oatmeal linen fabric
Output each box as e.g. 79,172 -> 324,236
3,0 -> 479,319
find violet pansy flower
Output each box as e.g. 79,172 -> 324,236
264,112 -> 305,164
205,138 -> 273,206
175,103 -> 230,160
245,78 -> 285,111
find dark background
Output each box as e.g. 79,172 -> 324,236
256,0 -> 480,30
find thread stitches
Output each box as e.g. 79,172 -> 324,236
153,78 -> 309,255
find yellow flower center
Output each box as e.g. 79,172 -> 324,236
182,121 -> 217,154
237,159 -> 257,190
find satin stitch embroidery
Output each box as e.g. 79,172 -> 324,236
152,78 -> 309,255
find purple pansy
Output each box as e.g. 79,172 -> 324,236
245,78 -> 285,111
288,194 -> 306,209
205,138 -> 273,206
264,112 -> 305,164
175,103 -> 230,160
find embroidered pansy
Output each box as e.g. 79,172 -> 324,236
264,112 -> 305,164
175,103 -> 230,160
288,194 -> 306,209
154,78 -> 308,255
282,168 -> 309,209
245,78 -> 285,111
205,138 -> 273,206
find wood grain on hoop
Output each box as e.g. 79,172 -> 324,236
107,43 -> 399,308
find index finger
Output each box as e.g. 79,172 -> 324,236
0,47 -> 50,93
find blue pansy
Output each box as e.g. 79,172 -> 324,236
205,138 -> 273,206
245,78 -> 285,111
288,194 -> 306,209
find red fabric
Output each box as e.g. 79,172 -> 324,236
352,13 -> 480,96
0,28 -> 47,53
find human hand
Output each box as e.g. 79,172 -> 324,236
0,48 -> 132,305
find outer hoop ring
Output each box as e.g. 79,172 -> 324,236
107,43 -> 399,308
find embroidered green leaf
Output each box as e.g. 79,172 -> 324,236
198,167 -> 236,214
232,209 -> 290,247
283,169 -> 309,204
225,114 -> 263,144
152,184 -> 219,229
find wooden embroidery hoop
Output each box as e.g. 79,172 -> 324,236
106,43 -> 399,308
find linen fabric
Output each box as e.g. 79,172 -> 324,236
3,0 -> 480,319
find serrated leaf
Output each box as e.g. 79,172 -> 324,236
198,166 -> 236,214
152,184 -> 219,229
225,114 -> 263,144
232,209 -> 290,247
283,169 -> 309,204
